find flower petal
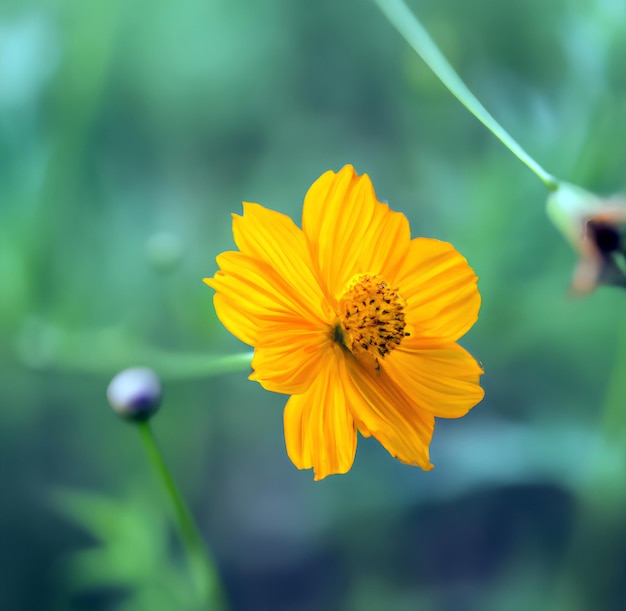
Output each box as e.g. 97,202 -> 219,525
207,251 -> 330,395
211,292 -> 258,346
302,165 -> 410,303
283,346 -> 357,480
233,203 -> 329,321
205,251 -> 325,346
250,327 -> 329,395
392,238 -> 480,343
384,336 -> 484,418
345,357 -> 435,470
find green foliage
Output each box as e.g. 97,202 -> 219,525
52,488 -> 199,611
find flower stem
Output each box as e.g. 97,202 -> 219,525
372,0 -> 559,191
52,324 -> 254,380
137,421 -> 229,610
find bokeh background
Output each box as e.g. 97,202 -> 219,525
3,0 -> 626,609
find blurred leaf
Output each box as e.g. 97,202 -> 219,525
51,488 -> 198,610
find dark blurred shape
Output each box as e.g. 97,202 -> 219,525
585,220 -> 626,289
547,182 -> 626,295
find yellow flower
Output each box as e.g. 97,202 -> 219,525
204,165 -> 484,480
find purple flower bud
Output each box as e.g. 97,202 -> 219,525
106,368 -> 162,421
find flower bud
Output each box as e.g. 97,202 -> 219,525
547,183 -> 626,295
106,367 -> 162,421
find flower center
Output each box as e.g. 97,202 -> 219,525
333,274 -> 408,367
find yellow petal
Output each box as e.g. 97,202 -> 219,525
384,336 -> 484,418
283,346 -> 357,481
391,238 -> 480,343
205,251 -> 326,346
233,203 -> 329,321
250,327 -> 330,395
345,357 -> 434,470
302,165 -> 410,303
211,292 -> 259,346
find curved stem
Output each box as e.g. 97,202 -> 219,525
138,421 -> 229,610
372,0 -> 559,191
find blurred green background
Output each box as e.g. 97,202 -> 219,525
3,0 -> 626,609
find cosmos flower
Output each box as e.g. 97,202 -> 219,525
204,165 -> 484,480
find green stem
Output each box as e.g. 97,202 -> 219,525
137,421 -> 229,610
146,350 -> 254,381
372,0 -> 559,191
52,326 -> 254,380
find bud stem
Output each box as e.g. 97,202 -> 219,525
372,0 -> 560,192
137,421 -> 229,610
